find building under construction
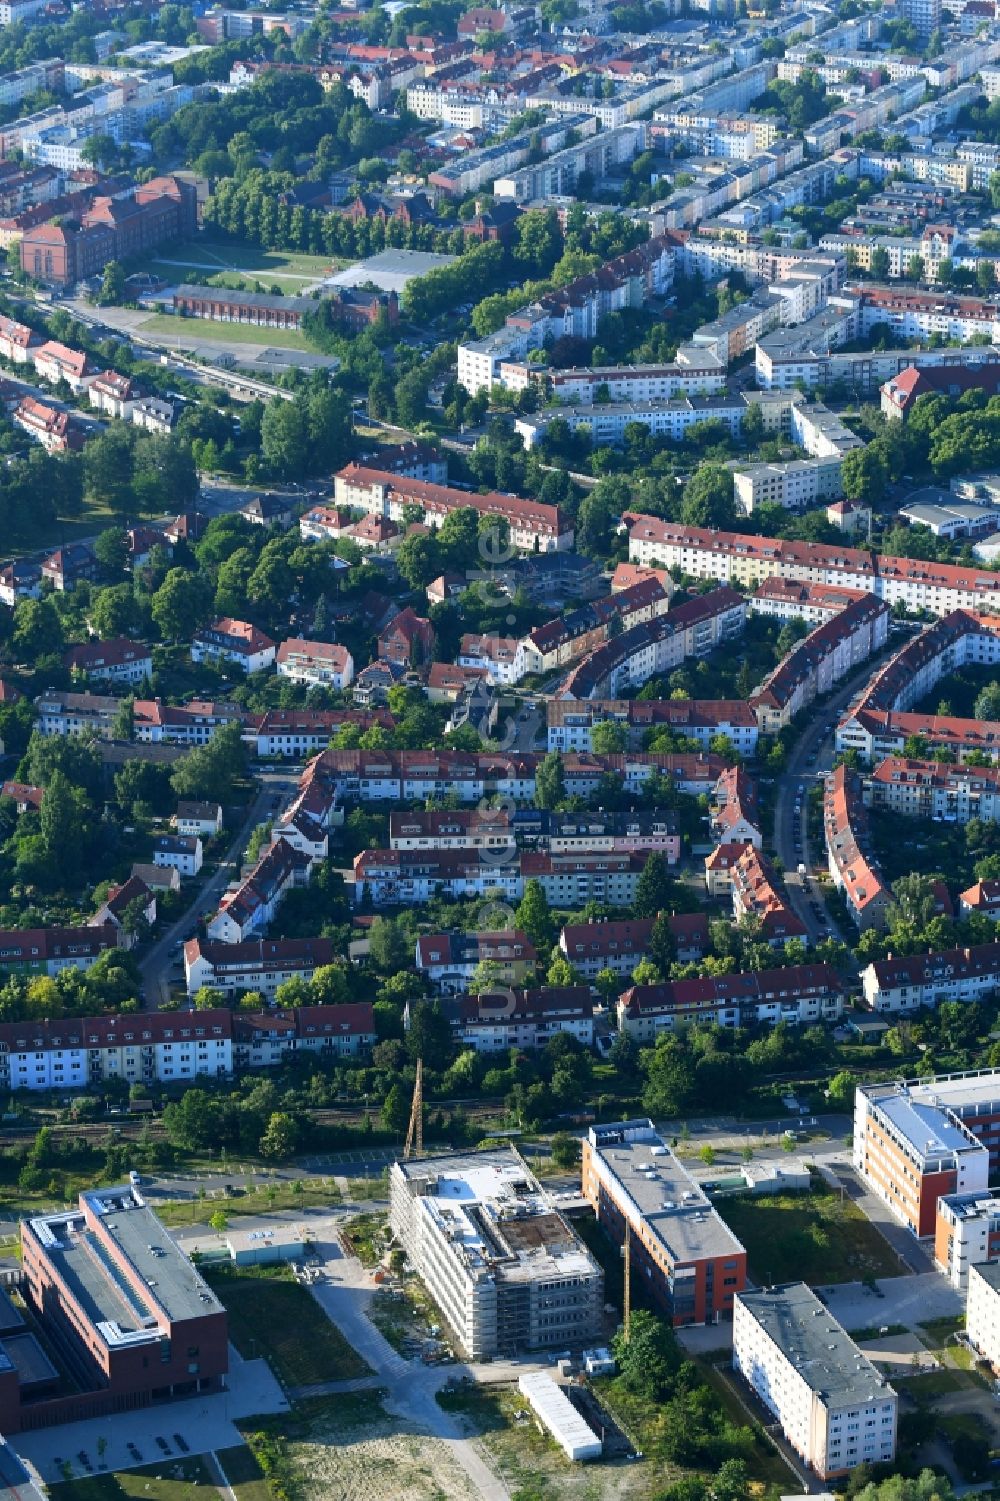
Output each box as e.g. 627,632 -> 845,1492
389,1148 -> 603,1359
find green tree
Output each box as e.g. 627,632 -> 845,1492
151,568 -> 212,641
611,1308 -> 678,1399
94,527 -> 128,576
681,464 -> 735,529
259,1111 -> 299,1160
590,719 -> 628,755
634,853 -> 674,918
642,1035 -> 695,1116
368,916 -> 409,973
549,1132 -> 580,1170
841,445 -> 888,507
381,1081 -> 410,1134
515,878 -> 555,951
534,750 -> 565,810
99,259 -> 126,305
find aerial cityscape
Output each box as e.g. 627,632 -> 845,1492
0,0 -> 995,1496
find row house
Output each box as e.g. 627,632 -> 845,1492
626,515 -> 1000,618
311,746 -> 728,805
750,595 -> 891,734
516,575 -> 672,680
865,757 -> 1000,823
711,765 -> 762,848
414,930 -> 537,994
520,850 -> 648,909
0,1001 -> 376,1094
388,808 -> 514,853
557,912 -> 710,980
275,639 -> 354,691
35,689 -> 119,738
42,542 -> 97,591
457,633 -> 520,686
547,695 -> 758,757
63,636 -> 152,686
13,396 -> 80,453
207,836 -> 312,943
750,576 -> 869,625
247,708 -> 389,759
730,846 -> 807,947
824,764 -> 892,933
617,962 -> 845,1043
0,558 -> 41,606
353,847 -> 523,907
512,808 -> 680,862
0,924 -> 118,980
705,841 -> 754,898
184,936 -> 335,999
191,618 -> 276,675
861,942 -> 1000,1012
333,465 -> 572,553
133,698 -> 244,746
839,708 -> 1000,765
411,987 -> 595,1054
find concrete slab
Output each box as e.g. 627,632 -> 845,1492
11,1345 -> 287,1485
856,1332 -> 938,1374
815,1274 -> 963,1333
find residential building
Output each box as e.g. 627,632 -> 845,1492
824,764 -> 892,931
15,1187 -> 227,1432
90,878 -> 155,949
861,943 -> 1000,1013
153,834 -> 202,878
866,757 -> 1000,822
730,846 -> 806,946
966,1261 -> 1000,1373
733,1284 -> 897,1480
207,836 -> 312,943
41,543 -> 97,590
618,964 -> 844,1041
458,634 -> 520,686
35,689 -> 120,738
0,925 -> 119,978
174,802 -> 222,839
557,913 -> 710,979
711,765 -> 762,848
853,1072 -> 997,1235
581,1120 -> 747,1326
334,465 -> 572,553
377,607 -> 434,667
750,595 -> 890,734
414,930 -> 537,994
413,986 -> 594,1053
64,637 -> 152,686
733,456 -> 844,514
21,176 -> 196,286
389,1149 -> 603,1359
934,1190 -> 1000,1290
184,936 -> 332,999
191,619 -> 276,675
14,396 -> 79,452
276,639 -> 354,690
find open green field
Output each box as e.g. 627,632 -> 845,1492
716,1187 -> 903,1285
204,1263 -> 371,1387
136,311 -> 311,350
217,1445 -> 273,1501
155,1178 -> 341,1226
51,1457 -> 217,1499
144,239 -> 339,279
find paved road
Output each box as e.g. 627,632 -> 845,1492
139,768 -> 299,1008
772,642 -> 902,950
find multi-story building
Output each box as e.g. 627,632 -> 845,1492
967,1260 -> 1000,1373
557,913 -> 709,979
334,466 -> 572,553
35,689 -> 120,737
207,836 -> 312,943
733,456 -> 844,514
824,764 -> 891,931
853,1072 -> 998,1235
517,576 -> 672,680
546,697 -> 757,757
617,964 -> 844,1042
733,1284 -> 897,1480
730,846 -> 806,947
934,1190 -> 1000,1290
861,944 -> 1000,1013
191,618 -> 276,675
414,930 -> 537,994
389,1149 -> 603,1359
15,1186 -> 227,1432
581,1120 -> 747,1326
21,175 -> 196,285
184,936 -> 334,999
64,637 -> 152,686
750,594 -> 890,734
413,986 -> 594,1053
275,639 -> 354,690
865,757 -> 1000,822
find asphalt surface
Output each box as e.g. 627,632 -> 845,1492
139,768 -> 299,1008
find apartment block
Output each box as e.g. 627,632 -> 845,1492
581,1120 -> 746,1327
617,964 -> 844,1042
733,1284 -> 896,1479
934,1191 -> 1000,1290
967,1261 -> 1000,1373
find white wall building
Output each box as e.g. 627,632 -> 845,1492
967,1260 -> 1000,1373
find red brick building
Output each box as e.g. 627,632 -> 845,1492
12,1185 -> 227,1432
21,176 -> 197,287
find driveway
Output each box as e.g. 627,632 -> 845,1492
309,1233 -> 511,1501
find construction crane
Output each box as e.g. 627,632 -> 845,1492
404,1058 -> 423,1160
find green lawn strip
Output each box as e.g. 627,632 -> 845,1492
154,1181 -> 340,1226
141,241 -> 338,276
204,1264 -> 370,1386
917,1315 -> 965,1348
714,1188 -> 903,1284
50,1457 -> 216,1499
899,1368 -> 969,1397
135,313 -> 311,350
216,1444 -> 272,1501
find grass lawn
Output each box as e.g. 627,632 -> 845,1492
136,312 -> 312,350
715,1186 -> 903,1285
140,239 -> 340,278
217,1445 -> 272,1501
204,1264 -> 371,1387
155,1179 -> 341,1227
341,1210 -> 389,1267
50,1458 -> 216,1499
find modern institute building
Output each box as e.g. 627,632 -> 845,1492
10,1184 -> 227,1431
733,1283 -> 897,1481
581,1119 -> 747,1326
389,1148 -> 602,1360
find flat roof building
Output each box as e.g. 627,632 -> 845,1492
967,1260 -> 1000,1373
733,1284 -> 897,1480
581,1119 -> 746,1326
935,1190 -> 1000,1290
14,1185 -> 227,1432
389,1149 -> 602,1360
